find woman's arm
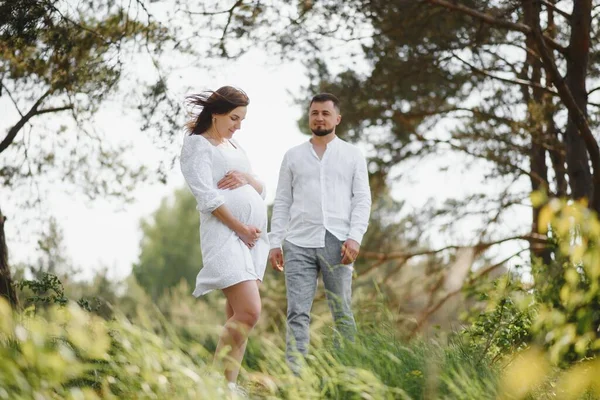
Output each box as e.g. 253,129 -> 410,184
212,204 -> 261,247
180,137 -> 259,247
245,173 -> 264,195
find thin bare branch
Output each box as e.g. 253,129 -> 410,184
183,0 -> 248,16
451,52 -> 558,96
1,89 -> 52,154
0,82 -> 25,118
408,247 -> 528,337
479,47 -> 523,77
477,175 -> 524,240
362,233 -> 545,263
588,86 -> 600,96
540,0 -> 572,20
415,133 -> 550,188
36,105 -> 74,115
48,3 -> 111,45
219,0 -> 245,56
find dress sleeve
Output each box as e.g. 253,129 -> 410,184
180,136 -> 225,213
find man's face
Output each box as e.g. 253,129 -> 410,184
309,100 -> 341,137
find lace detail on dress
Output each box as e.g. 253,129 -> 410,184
180,136 -> 226,213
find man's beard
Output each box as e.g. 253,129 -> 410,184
311,127 -> 334,137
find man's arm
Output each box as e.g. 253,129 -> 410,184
348,151 -> 372,245
269,153 -> 293,249
268,153 -> 293,271
341,151 -> 371,265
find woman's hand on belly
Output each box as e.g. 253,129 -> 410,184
217,170 -> 249,190
237,224 -> 262,248
218,169 -> 264,195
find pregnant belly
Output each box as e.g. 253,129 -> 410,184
220,185 -> 267,226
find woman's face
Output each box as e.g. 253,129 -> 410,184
213,106 -> 247,139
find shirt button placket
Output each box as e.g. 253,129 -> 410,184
320,160 -> 327,247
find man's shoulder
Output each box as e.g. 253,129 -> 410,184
284,141 -> 308,158
336,138 -> 365,158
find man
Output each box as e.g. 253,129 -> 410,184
268,93 -> 372,372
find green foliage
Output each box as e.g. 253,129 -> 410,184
0,0 -> 176,201
291,1 -> 527,176
464,194 -> 600,368
1,0 -> 168,103
33,217 -> 69,277
132,188 -> 203,300
16,272 -> 69,308
0,297 -> 229,399
15,271 -> 116,320
6,271 -> 600,399
529,197 -> 600,364
462,272 -> 533,362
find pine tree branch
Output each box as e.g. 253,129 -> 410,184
422,0 -> 567,54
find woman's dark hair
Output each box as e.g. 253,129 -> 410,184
185,86 -> 249,135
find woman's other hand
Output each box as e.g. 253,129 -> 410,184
237,224 -> 261,248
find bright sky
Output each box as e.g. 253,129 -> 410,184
2,48 -> 317,280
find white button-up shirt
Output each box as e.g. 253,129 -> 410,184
269,136 -> 371,249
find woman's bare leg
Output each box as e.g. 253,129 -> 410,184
226,298 -> 234,320
213,280 -> 261,383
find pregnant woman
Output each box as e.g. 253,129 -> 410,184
180,86 -> 268,393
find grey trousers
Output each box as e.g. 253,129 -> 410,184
283,230 -> 356,371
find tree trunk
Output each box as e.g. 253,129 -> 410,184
523,1 -> 552,265
0,206 -> 19,308
544,1 -> 568,198
546,107 -> 568,197
563,0 -> 593,202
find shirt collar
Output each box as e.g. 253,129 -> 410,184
307,134 -> 339,148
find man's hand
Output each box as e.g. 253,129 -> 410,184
269,248 -> 284,272
218,170 -> 249,190
341,239 -> 360,265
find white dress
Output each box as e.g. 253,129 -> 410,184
180,134 -> 269,297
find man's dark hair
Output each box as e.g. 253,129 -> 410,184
309,93 -> 340,113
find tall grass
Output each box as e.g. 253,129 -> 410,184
240,326 -> 499,399
2,297 -> 600,399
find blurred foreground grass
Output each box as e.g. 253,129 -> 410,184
2,296 -> 600,399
